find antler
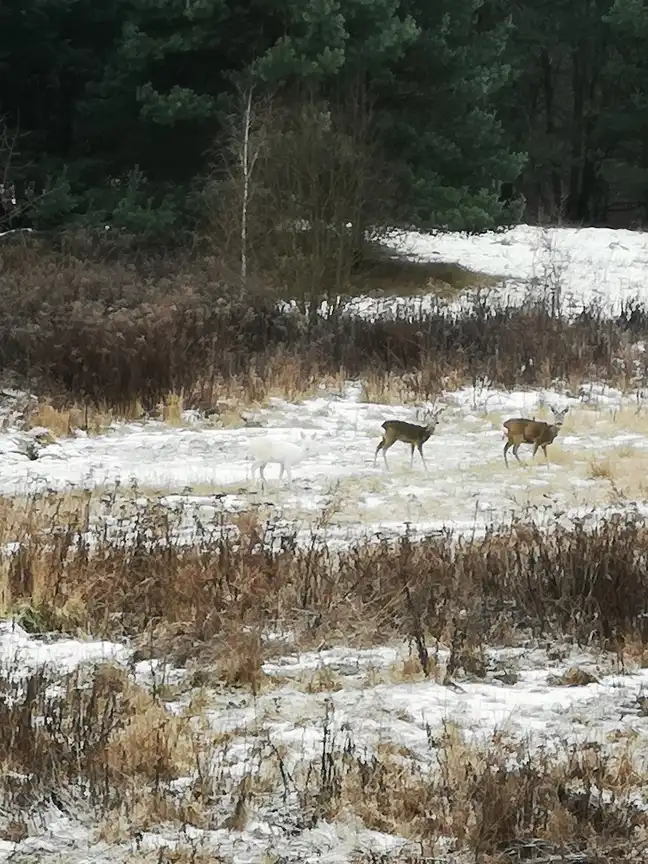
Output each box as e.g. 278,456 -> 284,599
416,403 -> 446,427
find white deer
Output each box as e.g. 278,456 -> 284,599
248,432 -> 317,489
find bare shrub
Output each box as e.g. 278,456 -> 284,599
2,491 -> 648,663
208,91 -> 390,312
5,181 -> 648,416
0,663 -> 199,830
2,193 -> 646,414
313,728 -> 647,860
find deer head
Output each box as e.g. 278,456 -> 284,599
417,405 -> 446,431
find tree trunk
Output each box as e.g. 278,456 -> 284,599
566,45 -> 585,221
540,49 -> 562,218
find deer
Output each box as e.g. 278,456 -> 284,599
248,432 -> 316,489
374,407 -> 445,472
503,406 -> 569,467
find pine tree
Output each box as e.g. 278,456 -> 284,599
372,0 -> 526,232
604,0 -> 648,221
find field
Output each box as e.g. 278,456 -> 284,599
1,225 -> 648,863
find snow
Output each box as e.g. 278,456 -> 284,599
258,643 -> 648,758
0,620 -> 129,678
1,380 -> 647,548
1,626 -> 647,862
4,224 -> 643,544
347,223 -> 648,319
2,224 -> 648,861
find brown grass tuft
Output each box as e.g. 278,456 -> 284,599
162,390 -> 184,426
0,662 -> 209,835
548,666 -> 600,686
349,253 -> 498,299
312,726 -> 647,859
2,492 -> 648,661
588,457 -> 614,480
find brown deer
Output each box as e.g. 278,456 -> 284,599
374,408 -> 444,472
503,406 -> 569,467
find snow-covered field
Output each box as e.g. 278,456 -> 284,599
2,224 -> 648,862
1,622 -> 647,863
349,223 -> 648,319
2,381 -> 648,547
1,224 -> 648,546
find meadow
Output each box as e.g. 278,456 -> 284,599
1,225 -> 648,863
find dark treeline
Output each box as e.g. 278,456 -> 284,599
1,0 -> 647,251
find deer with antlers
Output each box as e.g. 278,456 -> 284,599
374,407 -> 445,472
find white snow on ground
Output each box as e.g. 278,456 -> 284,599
1,380 -> 648,546
0,626 -> 647,863
139,641 -> 648,862
0,620 -> 129,678
344,224 -> 648,319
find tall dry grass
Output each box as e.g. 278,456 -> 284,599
1,492 -> 648,665
1,245 -> 647,415
2,660 -> 644,859
0,661 -> 222,837
308,724 -> 647,861
2,490 -> 648,854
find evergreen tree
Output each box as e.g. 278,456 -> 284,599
604,0 -> 648,221
1,0 -> 527,240
372,0 -> 526,232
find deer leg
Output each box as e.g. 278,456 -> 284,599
259,463 -> 267,491
285,464 -> 293,487
512,443 -> 524,465
374,439 -> 384,467
417,442 -> 428,472
503,440 -> 512,467
381,440 -> 393,471
531,442 -> 540,461
278,462 -> 285,483
542,444 -> 549,464
410,443 -> 415,468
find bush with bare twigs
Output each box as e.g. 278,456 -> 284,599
2,493 -> 648,666
1,243 -> 647,413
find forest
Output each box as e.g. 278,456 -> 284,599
1,0 -> 648,257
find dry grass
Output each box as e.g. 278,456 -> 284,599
548,666 -> 600,686
348,253 -> 498,299
0,488 -> 95,543
588,457 -> 615,479
1,243 -> 647,415
0,662 -> 211,835
126,849 -> 222,864
186,628 -> 270,694
568,405 -> 648,439
25,401 -> 86,437
294,667 -> 345,693
1,485 -> 648,854
1,652 -> 646,857
24,399 -> 144,437
2,491 -> 648,665
161,391 -> 185,426
362,655 -> 437,687
302,723 -> 648,861
583,447 -> 648,500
